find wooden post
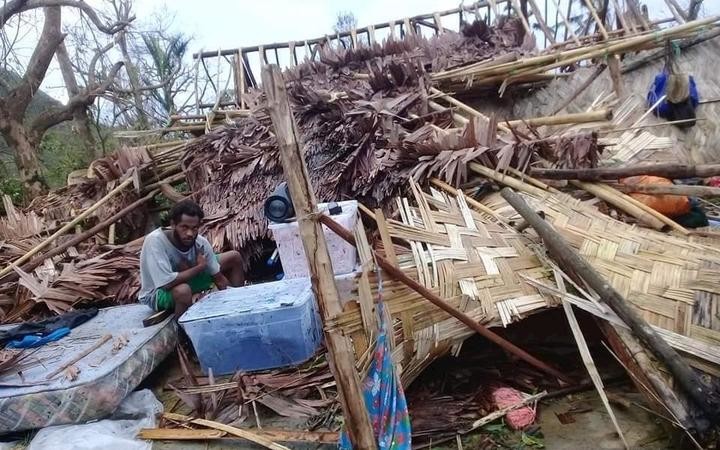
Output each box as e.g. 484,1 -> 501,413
236,49 -> 246,109
433,12 -> 444,34
583,0 -> 624,97
261,65 -> 377,450
500,187 -> 720,421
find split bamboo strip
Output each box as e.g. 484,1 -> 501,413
429,178 -> 505,221
46,334 -> 112,380
0,177 -> 134,279
557,270 -> 629,449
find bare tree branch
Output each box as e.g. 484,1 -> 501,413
109,66 -> 179,93
87,40 -> 115,85
30,60 -> 124,133
0,0 -> 133,34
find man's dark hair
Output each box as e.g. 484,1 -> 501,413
169,200 -> 205,224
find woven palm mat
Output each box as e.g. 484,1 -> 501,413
480,187 -> 720,375
328,179 -> 558,386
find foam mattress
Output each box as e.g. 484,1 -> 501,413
0,304 -> 176,433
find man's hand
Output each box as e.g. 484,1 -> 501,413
214,273 -> 230,291
196,251 -> 208,270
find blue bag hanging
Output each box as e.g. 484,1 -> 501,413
647,41 -> 699,128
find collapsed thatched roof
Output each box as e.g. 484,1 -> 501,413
180,19 -> 553,266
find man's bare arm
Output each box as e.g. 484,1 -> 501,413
213,272 -> 230,290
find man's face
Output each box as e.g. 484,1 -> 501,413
172,214 -> 201,249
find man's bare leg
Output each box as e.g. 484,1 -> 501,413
170,283 -> 193,318
218,250 -> 245,287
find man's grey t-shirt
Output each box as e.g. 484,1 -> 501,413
138,228 -> 221,307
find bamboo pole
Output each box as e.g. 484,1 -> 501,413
510,0 -> 533,36
610,183 -> 720,197
468,162 -> 548,197
500,188 -> 720,421
318,213 -> 572,383
594,182 -> 689,235
561,300 -> 629,448
570,181 -> 665,230
0,177 -> 135,279
508,109 -> 612,127
530,163 -> 720,181
0,189 -> 159,285
429,87 -> 511,133
610,0 -> 630,32
261,65 -> 376,450
665,0 -> 687,23
527,0 -> 556,44
446,17 -> 717,88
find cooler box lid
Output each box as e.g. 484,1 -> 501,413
179,278 -> 313,323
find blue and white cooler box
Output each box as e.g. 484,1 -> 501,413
179,277 -> 322,375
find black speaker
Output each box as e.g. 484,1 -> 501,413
264,182 -> 295,223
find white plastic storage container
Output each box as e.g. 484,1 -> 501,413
178,278 -> 322,375
269,200 -> 359,279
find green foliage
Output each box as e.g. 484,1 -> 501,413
0,177 -> 23,211
39,130 -> 92,188
520,432 -> 545,448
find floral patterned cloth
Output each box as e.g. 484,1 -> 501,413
339,304 -> 412,449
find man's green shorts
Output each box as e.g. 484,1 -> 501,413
155,254 -> 220,311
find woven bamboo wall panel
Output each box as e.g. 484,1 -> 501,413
483,190 -> 720,351
329,180 -> 556,385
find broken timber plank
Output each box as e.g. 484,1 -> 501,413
261,64 -> 377,450
139,427 -> 340,444
162,413 -> 289,450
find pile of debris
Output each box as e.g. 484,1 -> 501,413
2,2 -> 720,448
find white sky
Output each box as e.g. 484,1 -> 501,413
131,0 -> 718,52
8,0 -> 720,102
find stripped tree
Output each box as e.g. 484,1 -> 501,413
0,1 -> 132,199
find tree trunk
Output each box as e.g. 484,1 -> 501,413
56,41 -> 99,159
2,120 -> 47,199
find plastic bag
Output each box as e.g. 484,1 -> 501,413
620,175 -> 691,217
27,389 -> 162,450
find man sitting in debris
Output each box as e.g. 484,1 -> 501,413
138,200 -> 244,317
